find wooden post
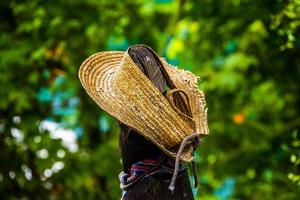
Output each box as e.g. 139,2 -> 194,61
118,45 -> 194,200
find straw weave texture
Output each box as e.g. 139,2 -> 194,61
79,50 -> 208,162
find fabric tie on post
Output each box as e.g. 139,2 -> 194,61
119,155 -> 185,199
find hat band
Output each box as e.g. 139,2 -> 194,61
166,89 -> 196,130
168,133 -> 201,192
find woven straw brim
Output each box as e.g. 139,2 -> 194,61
159,59 -> 208,136
79,50 -> 208,162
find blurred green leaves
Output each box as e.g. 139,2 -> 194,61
271,0 -> 300,50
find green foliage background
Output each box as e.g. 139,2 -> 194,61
1,0 -> 299,199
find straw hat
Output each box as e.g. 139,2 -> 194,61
78,45 -> 208,162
